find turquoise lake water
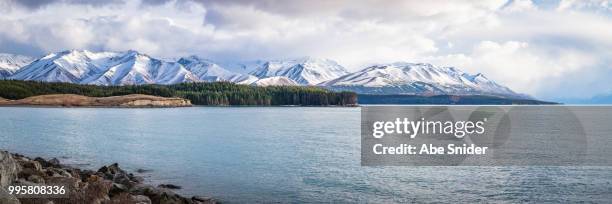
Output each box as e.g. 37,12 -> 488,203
0,107 -> 611,203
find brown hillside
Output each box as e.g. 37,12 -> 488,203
0,94 -> 191,107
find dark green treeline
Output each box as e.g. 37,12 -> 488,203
0,80 -> 357,106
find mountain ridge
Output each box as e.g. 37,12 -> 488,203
322,62 -> 528,99
0,53 -> 34,79
0,50 -> 529,99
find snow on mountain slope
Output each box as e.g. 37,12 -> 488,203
178,56 -> 258,84
10,50 -> 199,85
4,50 -> 527,99
10,50 -> 114,83
216,60 -> 266,75
252,76 -> 299,86
322,62 -> 526,98
250,57 -> 349,85
83,51 -> 199,85
0,53 -> 34,79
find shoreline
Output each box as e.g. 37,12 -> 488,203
0,94 -> 193,108
0,150 -> 215,204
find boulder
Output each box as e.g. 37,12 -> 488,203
46,176 -> 81,190
108,193 -> 152,204
78,179 -> 112,204
0,151 -> 20,188
0,188 -> 21,204
17,168 -> 45,180
17,160 -> 42,171
132,195 -> 153,204
130,184 -> 190,204
44,167 -> 72,178
27,174 -> 45,184
33,157 -> 60,168
0,152 -> 215,204
136,169 -> 152,173
48,158 -> 60,167
97,163 -> 140,189
158,184 -> 182,189
109,183 -> 129,197
78,169 -> 95,182
192,196 -> 216,204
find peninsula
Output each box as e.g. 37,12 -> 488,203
0,94 -> 192,107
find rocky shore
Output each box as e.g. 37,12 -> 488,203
0,151 -> 215,204
0,94 -> 192,107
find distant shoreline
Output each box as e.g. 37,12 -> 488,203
0,94 -> 192,108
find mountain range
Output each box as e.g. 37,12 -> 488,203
0,50 -> 528,99
0,53 -> 33,79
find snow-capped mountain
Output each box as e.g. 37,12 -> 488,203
10,50 -> 199,85
0,53 -> 33,79
250,57 -> 350,85
1,50 -> 528,99
252,76 -> 299,86
8,50 -> 261,85
217,60 -> 266,75
178,56 -> 258,84
322,62 -> 527,98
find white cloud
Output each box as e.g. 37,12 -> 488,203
557,0 -> 612,11
430,41 -> 598,96
502,0 -> 537,13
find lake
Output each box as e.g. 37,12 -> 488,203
0,107 -> 611,203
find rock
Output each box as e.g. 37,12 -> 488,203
192,196 -> 216,204
130,184 -> 190,204
108,193 -> 152,204
66,168 -> 81,180
17,167 -> 45,181
33,157 -> 60,168
27,174 -> 45,184
79,179 -> 112,203
79,170 -> 95,182
0,188 -> 20,204
18,160 -> 42,171
136,168 -> 152,173
1,151 -> 214,204
109,183 -> 129,197
51,167 -> 72,178
132,195 -> 153,204
87,175 -> 103,183
43,167 -> 72,178
130,174 -> 144,183
46,177 -> 81,190
97,163 -> 142,190
49,158 -> 61,167
0,151 -> 20,188
114,172 -> 136,188
14,178 -> 39,186
98,163 -> 124,178
158,184 -> 182,189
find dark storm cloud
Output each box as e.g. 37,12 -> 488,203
6,0 -> 123,10
7,0 -> 55,9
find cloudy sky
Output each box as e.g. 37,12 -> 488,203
1,0 -> 611,100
